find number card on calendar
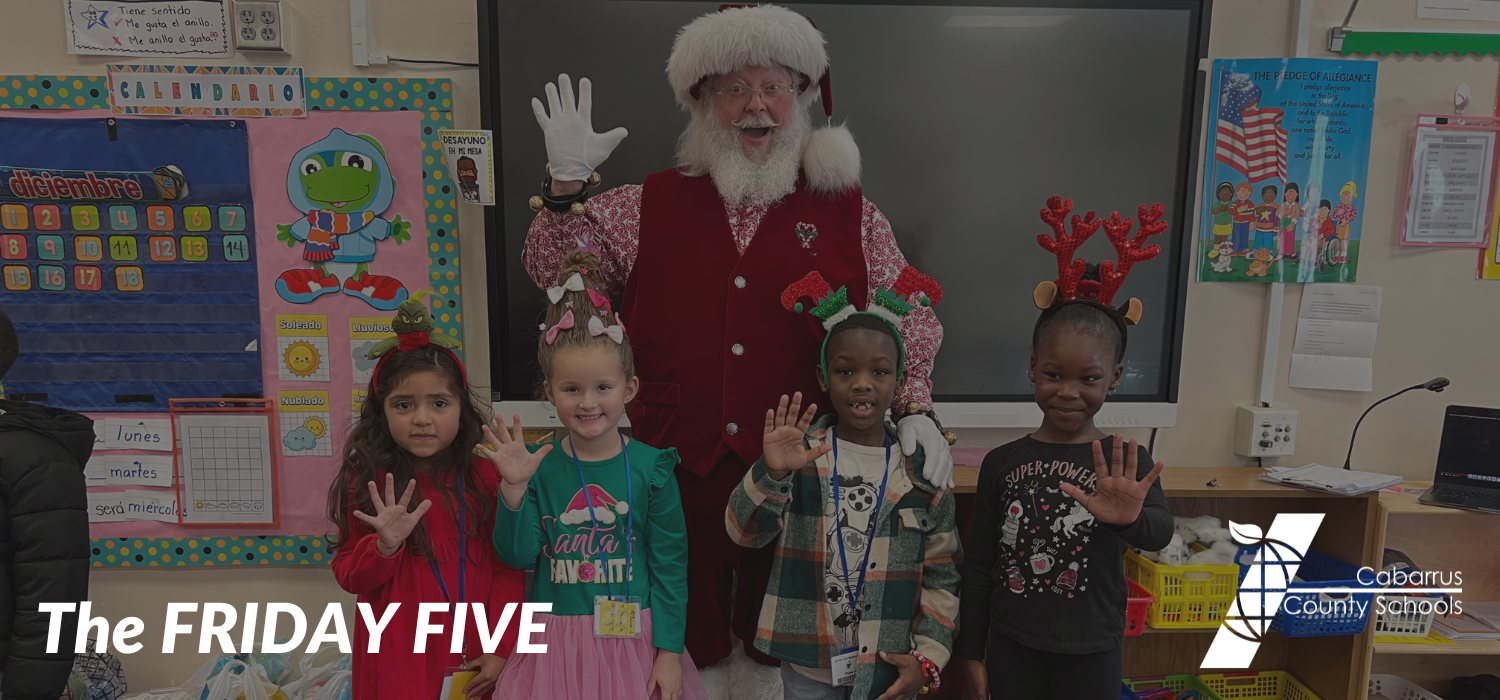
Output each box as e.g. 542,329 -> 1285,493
170,399 -> 279,526
0,118 -> 261,412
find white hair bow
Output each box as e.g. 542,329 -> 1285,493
588,314 -> 624,343
547,273 -> 586,304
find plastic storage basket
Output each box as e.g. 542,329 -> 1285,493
1124,578 -> 1155,636
1371,593 -> 1439,637
1124,550 -> 1239,628
1198,671 -> 1322,700
1268,550 -> 1377,637
1125,675 -> 1224,700
1367,675 -> 1441,700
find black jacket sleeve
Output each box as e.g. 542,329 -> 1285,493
1108,445 -> 1174,552
3,457 -> 90,700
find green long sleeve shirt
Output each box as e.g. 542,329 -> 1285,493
493,439 -> 689,653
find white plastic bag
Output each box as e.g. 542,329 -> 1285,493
307,671 -> 350,700
281,643 -> 351,700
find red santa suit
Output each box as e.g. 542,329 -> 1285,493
522,5 -> 943,668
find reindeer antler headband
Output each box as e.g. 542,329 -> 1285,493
1033,196 -> 1166,346
782,266 -> 943,380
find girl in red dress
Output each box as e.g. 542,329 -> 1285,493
328,336 -> 525,700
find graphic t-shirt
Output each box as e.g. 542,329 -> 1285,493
492,438 -> 689,652
954,435 -> 1172,657
792,436 -> 898,686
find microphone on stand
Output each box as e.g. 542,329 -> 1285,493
1342,377 -> 1450,470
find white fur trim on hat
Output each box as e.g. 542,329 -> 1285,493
803,124 -> 860,193
668,5 -> 827,111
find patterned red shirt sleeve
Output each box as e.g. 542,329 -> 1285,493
521,184 -> 644,299
862,198 -> 943,409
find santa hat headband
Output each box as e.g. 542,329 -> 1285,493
671,4 -> 834,118
1031,196 -> 1167,345
782,267 -> 943,380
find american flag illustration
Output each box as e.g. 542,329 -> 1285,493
1215,69 -> 1287,182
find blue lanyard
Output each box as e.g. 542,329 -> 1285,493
831,427 -> 891,623
568,434 -> 633,600
427,469 -> 465,619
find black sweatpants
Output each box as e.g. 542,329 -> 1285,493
985,631 -> 1122,700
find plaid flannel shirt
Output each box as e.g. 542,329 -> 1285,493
726,415 -> 962,699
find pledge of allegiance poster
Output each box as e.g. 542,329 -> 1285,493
1199,58 -> 1376,283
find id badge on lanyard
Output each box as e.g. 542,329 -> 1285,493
831,647 -> 858,687
569,435 -> 643,639
431,470 -> 469,699
829,428 -> 890,687
438,667 -> 478,700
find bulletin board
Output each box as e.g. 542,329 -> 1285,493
0,75 -> 466,566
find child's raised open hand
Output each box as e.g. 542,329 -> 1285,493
762,392 -> 831,480
352,473 -> 433,557
478,415 -> 552,511
1059,436 -> 1164,527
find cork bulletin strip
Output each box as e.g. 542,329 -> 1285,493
0,75 -> 465,566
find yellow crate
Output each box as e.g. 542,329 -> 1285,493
1124,549 -> 1239,629
1197,671 -> 1322,700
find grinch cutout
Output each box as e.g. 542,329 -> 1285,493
364,290 -> 460,360
275,128 -> 413,310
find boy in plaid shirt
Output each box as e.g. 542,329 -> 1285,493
727,270 -> 960,700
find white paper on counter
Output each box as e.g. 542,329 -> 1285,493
1289,284 -> 1382,392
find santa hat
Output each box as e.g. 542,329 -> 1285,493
667,4 -> 860,194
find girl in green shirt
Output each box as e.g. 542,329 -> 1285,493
481,251 -> 707,700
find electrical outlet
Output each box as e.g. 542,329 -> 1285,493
1234,404 -> 1298,457
233,1 -> 286,52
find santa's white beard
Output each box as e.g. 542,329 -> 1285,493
675,106 -> 811,207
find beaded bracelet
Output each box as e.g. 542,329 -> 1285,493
910,650 -> 940,694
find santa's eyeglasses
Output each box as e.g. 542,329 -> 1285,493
711,83 -> 794,106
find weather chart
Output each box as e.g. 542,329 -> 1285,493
0,75 -> 462,555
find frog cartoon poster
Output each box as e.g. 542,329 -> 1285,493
248,111 -> 428,459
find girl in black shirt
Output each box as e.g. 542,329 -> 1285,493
956,200 -> 1175,699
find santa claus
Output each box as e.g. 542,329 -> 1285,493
522,4 -> 953,670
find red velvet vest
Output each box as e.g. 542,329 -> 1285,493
622,169 -> 867,476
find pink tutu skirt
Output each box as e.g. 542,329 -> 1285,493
493,609 -> 709,700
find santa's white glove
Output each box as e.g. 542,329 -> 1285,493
531,74 -> 628,183
899,414 -> 954,490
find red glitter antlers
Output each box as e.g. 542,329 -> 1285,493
1034,197 -> 1167,326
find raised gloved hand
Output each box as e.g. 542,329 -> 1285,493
531,74 -> 628,183
899,414 -> 954,490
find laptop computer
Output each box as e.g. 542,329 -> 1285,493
1420,405 -> 1500,513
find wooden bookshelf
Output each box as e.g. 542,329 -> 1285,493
946,466 -> 1380,700
1370,482 -> 1500,696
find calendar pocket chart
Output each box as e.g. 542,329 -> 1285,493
0,117 -> 260,412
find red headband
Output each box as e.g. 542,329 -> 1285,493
369,331 -> 468,399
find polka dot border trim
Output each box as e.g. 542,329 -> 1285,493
91,536 -> 329,567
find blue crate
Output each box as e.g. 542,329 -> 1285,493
1269,550 -> 1377,637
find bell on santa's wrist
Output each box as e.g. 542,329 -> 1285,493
529,196 -> 544,212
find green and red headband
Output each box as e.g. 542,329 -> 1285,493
782,266 -> 943,381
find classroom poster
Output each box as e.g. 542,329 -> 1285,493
247,111 -> 427,474
1198,58 -> 1377,283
